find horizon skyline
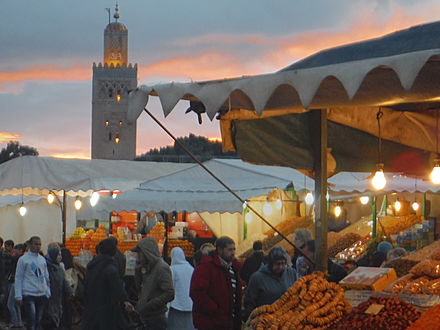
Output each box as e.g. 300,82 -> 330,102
2,1 -> 440,159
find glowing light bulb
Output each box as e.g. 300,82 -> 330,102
372,167 -> 386,190
334,205 -> 342,218
360,196 -> 370,205
116,94 -> 121,102
90,192 -> 100,207
412,201 -> 419,211
305,192 -> 314,205
47,193 -> 55,204
74,198 -> 82,210
326,192 -> 330,201
19,204 -> 27,216
263,202 -> 272,215
430,161 -> 440,184
275,199 -> 282,210
112,192 -> 117,199
245,212 -> 252,224
394,200 -> 401,212
115,137 -> 120,144
242,201 -> 248,210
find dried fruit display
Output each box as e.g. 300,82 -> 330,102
384,274 -> 415,294
422,277 -> 440,295
406,303 -> 440,329
377,214 -> 421,236
335,235 -> 371,261
430,248 -> 440,261
402,276 -> 431,294
328,233 -> 362,258
410,260 -> 440,278
330,296 -> 421,330
264,216 -> 312,237
403,240 -> 440,262
382,259 -> 419,277
327,232 -> 342,249
245,272 -> 349,329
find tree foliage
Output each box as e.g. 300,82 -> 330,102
135,133 -> 236,162
0,141 -> 39,164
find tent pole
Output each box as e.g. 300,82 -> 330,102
311,109 -> 328,273
62,190 -> 67,244
372,196 -> 377,239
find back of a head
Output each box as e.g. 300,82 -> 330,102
171,247 -> 187,265
253,240 -> 263,251
215,236 -> 235,250
294,229 -> 312,248
98,238 -> 117,257
14,244 -> 25,254
305,240 -> 315,253
387,247 -> 407,261
5,240 -> 14,248
108,236 -> 118,246
377,241 -> 393,255
200,243 -> 215,256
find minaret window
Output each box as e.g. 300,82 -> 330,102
116,93 -> 121,102
105,120 -> 109,126
115,133 -> 120,144
108,88 -> 113,98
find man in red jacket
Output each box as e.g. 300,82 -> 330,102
190,236 -> 242,330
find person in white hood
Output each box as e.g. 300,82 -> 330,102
15,236 -> 50,330
168,247 -> 195,330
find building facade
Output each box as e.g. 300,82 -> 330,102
91,5 -> 137,160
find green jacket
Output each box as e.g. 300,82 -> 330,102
135,237 -> 174,320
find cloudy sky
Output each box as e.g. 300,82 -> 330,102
1,0 -> 439,158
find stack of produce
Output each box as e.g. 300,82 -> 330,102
65,227 -> 93,256
335,235 -> 371,261
167,239 -> 195,257
147,222 -> 165,242
90,224 -> 107,253
328,233 -> 361,258
382,258 -> 419,277
245,272 -> 349,329
330,296 -> 420,329
406,303 -> 440,330
385,249 -> 440,294
118,240 -> 138,253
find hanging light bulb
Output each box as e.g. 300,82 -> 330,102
334,205 -> 342,218
245,212 -> 252,224
263,202 -> 272,215
47,192 -> 55,204
275,199 -> 282,210
19,203 -> 27,216
412,201 -> 420,211
112,191 -> 118,199
360,196 -> 370,205
372,163 -> 386,190
305,192 -> 314,205
430,159 -> 440,184
242,201 -> 248,210
394,199 -> 402,212
90,192 -> 100,207
74,197 -> 82,210
326,191 -> 330,201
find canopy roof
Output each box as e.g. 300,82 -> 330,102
105,158 -> 309,213
0,156 -> 192,197
128,21 -> 440,174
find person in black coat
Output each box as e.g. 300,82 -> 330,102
81,239 -> 134,330
240,241 -> 265,285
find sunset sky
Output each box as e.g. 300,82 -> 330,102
2,0 -> 440,159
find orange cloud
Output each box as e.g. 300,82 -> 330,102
0,132 -> 21,144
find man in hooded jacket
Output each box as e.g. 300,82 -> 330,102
82,238 -> 133,330
132,237 -> 174,330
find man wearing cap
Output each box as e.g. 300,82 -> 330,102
190,236 -> 243,330
132,237 -> 174,330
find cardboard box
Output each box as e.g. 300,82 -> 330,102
340,267 -> 397,292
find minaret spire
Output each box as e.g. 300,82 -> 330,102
114,2 -> 120,22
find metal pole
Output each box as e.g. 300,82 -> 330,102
422,192 -> 427,218
62,190 -> 67,244
372,196 -> 377,239
311,110 -> 328,272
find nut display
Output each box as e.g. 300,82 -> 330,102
403,240 -> 440,262
422,277 -> 440,295
410,260 -> 440,278
384,274 -> 415,294
245,272 -> 349,329
406,303 -> 440,329
330,296 -> 420,330
328,233 -> 361,258
382,259 -> 419,277
402,276 -> 430,294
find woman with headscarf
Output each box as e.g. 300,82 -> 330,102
43,245 -> 74,329
243,246 -> 297,322
168,247 -> 195,330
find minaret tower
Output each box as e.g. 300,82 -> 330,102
91,4 -> 137,160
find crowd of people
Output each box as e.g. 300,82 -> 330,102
0,230 -> 350,330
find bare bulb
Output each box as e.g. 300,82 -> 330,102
90,192 -> 100,207
47,193 -> 55,204
275,199 -> 282,210
430,164 -> 440,184
263,202 -> 272,215
74,198 -> 82,210
394,200 -> 401,212
360,196 -> 370,205
334,205 -> 342,218
19,205 -> 27,216
245,212 -> 252,224
305,192 -> 314,205
372,169 -> 386,190
412,201 -> 419,211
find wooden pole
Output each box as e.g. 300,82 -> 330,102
311,110 -> 328,272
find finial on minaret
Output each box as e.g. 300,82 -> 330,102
114,2 -> 120,22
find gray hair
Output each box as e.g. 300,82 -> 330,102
387,247 -> 407,261
294,229 -> 312,248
